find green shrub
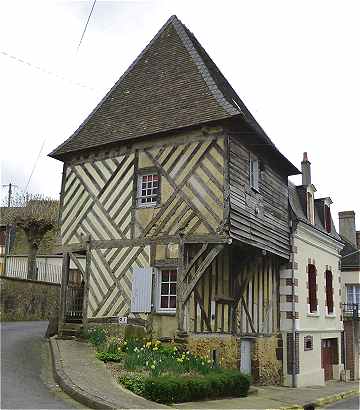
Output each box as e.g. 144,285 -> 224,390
96,351 -> 123,362
143,370 -> 251,404
119,374 -> 146,396
88,327 -> 107,349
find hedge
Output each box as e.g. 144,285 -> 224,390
141,369 -> 251,404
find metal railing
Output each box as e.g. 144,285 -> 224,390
342,303 -> 359,320
2,255 -> 62,284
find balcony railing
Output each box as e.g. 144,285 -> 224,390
342,303 -> 359,319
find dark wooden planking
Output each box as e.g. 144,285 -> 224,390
229,136 -> 291,259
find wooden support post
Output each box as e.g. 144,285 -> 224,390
82,240 -> 91,331
176,234 -> 186,334
58,252 -> 69,333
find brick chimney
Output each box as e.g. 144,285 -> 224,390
338,211 -> 357,246
356,231 -> 360,249
301,152 -> 311,186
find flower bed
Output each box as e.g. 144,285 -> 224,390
84,327 -> 251,404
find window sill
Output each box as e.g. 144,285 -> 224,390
153,311 -> 176,317
325,313 -> 336,318
306,312 -> 320,317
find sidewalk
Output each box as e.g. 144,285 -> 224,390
50,337 -> 359,409
49,337 -> 167,409
176,383 -> 359,409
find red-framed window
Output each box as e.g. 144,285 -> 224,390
308,264 -> 317,312
325,270 -> 334,314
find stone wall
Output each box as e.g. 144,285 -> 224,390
252,335 -> 283,385
0,276 -> 60,321
188,334 -> 239,369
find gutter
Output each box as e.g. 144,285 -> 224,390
289,219 -> 296,388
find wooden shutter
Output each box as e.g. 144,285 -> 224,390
131,267 -> 153,313
325,270 -> 334,313
308,264 -> 317,312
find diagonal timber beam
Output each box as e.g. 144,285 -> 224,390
183,243 -> 208,280
194,288 -> 212,331
183,244 -> 224,303
241,295 -> 256,333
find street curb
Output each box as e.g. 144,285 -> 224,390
312,388 -> 359,408
280,388 -> 359,410
49,337 -> 117,409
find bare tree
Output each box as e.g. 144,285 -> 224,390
3,193 -> 58,280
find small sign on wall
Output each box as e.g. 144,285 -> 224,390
118,316 -> 128,325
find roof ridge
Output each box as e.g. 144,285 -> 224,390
171,17 -> 239,116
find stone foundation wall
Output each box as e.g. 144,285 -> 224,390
0,276 -> 60,321
252,335 -> 282,385
188,334 -> 239,369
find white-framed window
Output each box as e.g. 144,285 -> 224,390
157,268 -> 177,311
346,285 -> 360,305
137,173 -> 159,207
249,157 -> 259,191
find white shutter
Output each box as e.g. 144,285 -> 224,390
131,267 -> 153,313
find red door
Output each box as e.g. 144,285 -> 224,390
321,339 -> 334,381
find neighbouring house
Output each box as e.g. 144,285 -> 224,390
339,210 -> 360,380
281,153 -> 344,387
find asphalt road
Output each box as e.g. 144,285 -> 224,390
1,321 -> 84,409
325,395 -> 360,409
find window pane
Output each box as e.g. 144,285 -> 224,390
162,271 -> 169,282
170,283 -> 176,295
169,296 -> 176,308
170,270 -> 177,282
161,283 -> 169,295
143,175 -> 147,182
161,296 -> 168,308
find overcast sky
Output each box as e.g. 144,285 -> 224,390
1,0 -> 359,230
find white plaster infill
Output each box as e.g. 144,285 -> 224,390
295,223 -> 344,257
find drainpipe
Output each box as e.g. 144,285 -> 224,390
289,219 -> 296,388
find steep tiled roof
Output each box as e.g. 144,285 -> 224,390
50,16 -> 239,158
288,182 -> 342,242
340,237 -> 360,269
49,15 -> 298,175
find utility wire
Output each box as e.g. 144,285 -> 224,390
0,50 -> 98,92
77,0 -> 97,52
24,139 -> 46,193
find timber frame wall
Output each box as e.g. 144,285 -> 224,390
58,125 -> 288,336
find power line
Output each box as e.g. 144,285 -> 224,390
0,50 -> 98,92
24,139 -> 46,192
77,0 -> 97,52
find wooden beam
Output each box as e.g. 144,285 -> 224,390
183,243 -> 208,280
183,244 -> 224,303
176,235 -> 186,333
241,295 -> 256,333
194,288 -> 212,331
82,241 -> 91,330
59,252 -> 69,329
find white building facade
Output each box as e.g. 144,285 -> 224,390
281,154 -> 344,387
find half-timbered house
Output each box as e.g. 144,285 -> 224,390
50,16 -> 300,382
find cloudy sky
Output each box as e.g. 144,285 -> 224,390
1,0 -> 359,229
